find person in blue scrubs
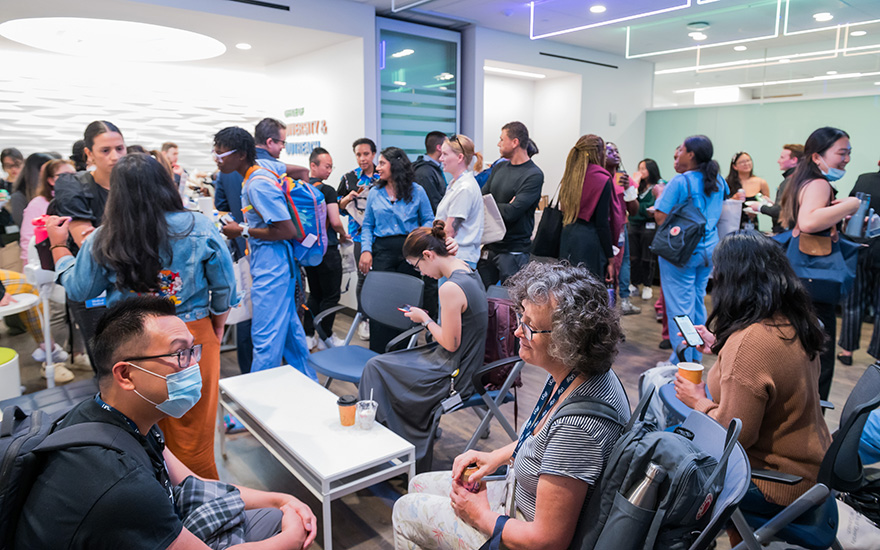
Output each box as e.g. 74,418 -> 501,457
654,135 -> 728,363
215,126 -> 316,380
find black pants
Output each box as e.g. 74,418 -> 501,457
838,253 -> 880,360
303,246 -> 343,339
477,248 -> 530,288
370,236 -> 420,353
629,223 -> 656,287
354,241 -> 366,314
236,319 -> 253,374
67,300 -> 106,374
814,300 -> 837,401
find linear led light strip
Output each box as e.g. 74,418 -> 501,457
782,0 -> 880,37
483,66 -> 546,79
692,26 -> 840,73
674,70 -> 880,93
843,24 -> 880,57
530,0 -> 692,41
391,0 -> 435,13
625,0 -> 782,59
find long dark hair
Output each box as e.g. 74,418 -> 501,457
683,135 -> 720,196
779,126 -> 849,229
638,158 -> 661,193
92,154 -> 189,293
726,151 -> 754,195
707,230 -> 825,359
378,146 -> 415,203
14,153 -> 53,201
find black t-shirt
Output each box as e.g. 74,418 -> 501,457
53,171 -> 109,227
311,178 -> 339,247
482,159 -> 545,252
15,399 -> 183,550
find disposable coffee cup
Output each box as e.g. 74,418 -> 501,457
337,394 -> 358,427
198,197 -> 214,217
678,362 -> 704,384
356,400 -> 378,430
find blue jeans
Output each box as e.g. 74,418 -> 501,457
658,249 -> 712,363
619,227 -> 631,298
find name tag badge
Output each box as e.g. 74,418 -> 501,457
85,291 -> 107,309
646,222 -> 656,230
481,248 -> 490,260
441,392 -> 463,412
301,234 -> 318,247
5,225 -> 19,234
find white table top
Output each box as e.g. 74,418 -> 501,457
0,293 -> 39,317
219,366 -> 414,481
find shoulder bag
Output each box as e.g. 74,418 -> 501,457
650,173 -> 706,267
531,186 -> 562,258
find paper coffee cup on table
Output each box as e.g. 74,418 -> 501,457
678,362 -> 704,384
337,395 -> 357,426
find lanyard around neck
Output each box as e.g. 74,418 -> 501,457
512,370 -> 578,460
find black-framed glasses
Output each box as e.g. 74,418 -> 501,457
516,313 -> 552,341
126,344 -> 202,370
272,138 -> 287,147
408,248 -> 433,272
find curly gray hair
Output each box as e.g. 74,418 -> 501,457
506,261 -> 621,377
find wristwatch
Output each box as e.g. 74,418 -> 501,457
422,319 -> 433,328
241,224 -> 249,239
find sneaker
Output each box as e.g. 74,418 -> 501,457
314,337 -> 327,351
224,414 -> 247,434
656,360 -> 675,369
69,353 -> 92,371
628,284 -> 638,295
659,339 -> 672,350
620,298 -> 641,315
357,321 -> 370,341
641,286 -> 653,300
32,344 -> 69,363
41,362 -> 75,384
306,334 -> 317,350
325,334 -> 347,348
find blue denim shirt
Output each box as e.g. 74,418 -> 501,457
56,211 -> 238,322
361,183 -> 433,253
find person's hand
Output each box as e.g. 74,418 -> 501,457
220,221 -> 243,239
359,251 -> 373,275
832,196 -> 862,216
445,236 -> 459,256
452,449 -> 505,485
748,202 -> 761,212
404,306 -> 429,325
450,479 -> 494,532
0,292 -> 13,307
509,195 -> 516,204
674,374 -> 707,408
605,263 -> 615,283
172,164 -> 184,176
214,326 -> 224,344
675,324 -> 715,354
80,226 -> 96,240
279,496 -> 317,549
618,172 -> 630,187
45,216 -> 72,246
338,232 -> 352,245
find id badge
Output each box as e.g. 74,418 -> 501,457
441,392 -> 463,412
85,291 -> 107,309
481,248 -> 490,260
504,463 -> 517,515
646,222 -> 656,230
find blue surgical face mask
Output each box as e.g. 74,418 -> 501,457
129,362 -> 202,418
818,157 -> 845,182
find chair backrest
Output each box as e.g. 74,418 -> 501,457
818,362 -> 880,493
360,271 -> 424,330
486,285 -> 510,301
680,413 -> 751,550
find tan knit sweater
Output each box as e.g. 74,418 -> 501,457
693,317 -> 831,505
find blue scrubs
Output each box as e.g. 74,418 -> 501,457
242,165 -> 316,380
655,171 -> 728,363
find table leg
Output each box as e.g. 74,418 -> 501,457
322,497 -> 332,550
218,404 -> 227,459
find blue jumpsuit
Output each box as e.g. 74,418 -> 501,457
655,171 -> 728,363
242,163 -> 316,379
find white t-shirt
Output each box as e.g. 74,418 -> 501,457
435,171 -> 484,265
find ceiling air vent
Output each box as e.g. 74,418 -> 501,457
539,52 -> 617,69
225,0 -> 290,11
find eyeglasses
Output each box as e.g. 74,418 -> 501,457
516,313 -> 552,341
212,149 -> 238,162
271,138 -> 287,147
2,161 -> 22,171
126,344 -> 202,370
408,251 -> 432,272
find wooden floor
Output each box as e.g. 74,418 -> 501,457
8,288 -> 877,550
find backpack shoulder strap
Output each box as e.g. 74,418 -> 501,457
550,395 -> 626,427
33,422 -> 152,471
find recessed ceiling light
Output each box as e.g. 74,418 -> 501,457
235,43 -> 251,50
851,30 -> 867,37
734,45 -> 748,51
779,58 -> 791,63
875,82 -> 880,85
393,80 -> 407,86
827,70 -> 838,75
589,5 -> 606,14
391,48 -> 414,58
483,66 -> 546,79
688,32 -> 708,41
0,17 -> 225,62
812,12 -> 833,23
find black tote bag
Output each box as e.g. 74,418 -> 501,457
531,188 -> 562,258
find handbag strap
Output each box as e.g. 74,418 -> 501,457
792,180 -> 839,241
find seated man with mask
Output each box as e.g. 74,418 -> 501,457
15,296 -> 316,550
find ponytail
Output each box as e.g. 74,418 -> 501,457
683,135 -> 719,195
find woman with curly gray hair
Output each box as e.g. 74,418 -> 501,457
392,261 -> 630,550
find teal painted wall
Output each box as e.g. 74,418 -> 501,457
645,95 -> 880,228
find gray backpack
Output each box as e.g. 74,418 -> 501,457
553,388 -> 737,550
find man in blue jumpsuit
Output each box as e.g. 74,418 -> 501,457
215,126 -> 316,379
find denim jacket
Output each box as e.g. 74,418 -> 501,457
56,211 -> 239,322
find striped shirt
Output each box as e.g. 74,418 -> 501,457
513,368 -> 630,521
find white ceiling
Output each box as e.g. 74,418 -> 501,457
356,0 -> 880,106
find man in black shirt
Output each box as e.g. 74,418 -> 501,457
411,131 -> 447,213
750,143 -> 802,233
479,121 -> 544,287
304,147 -> 350,350
16,296 -> 316,550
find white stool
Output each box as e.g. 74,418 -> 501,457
0,347 -> 21,401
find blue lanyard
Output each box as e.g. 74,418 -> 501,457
94,393 -> 141,435
512,370 -> 578,460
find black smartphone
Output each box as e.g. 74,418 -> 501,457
482,465 -> 509,482
397,304 -> 412,313
673,315 -> 704,347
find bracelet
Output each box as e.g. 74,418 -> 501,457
50,244 -> 69,251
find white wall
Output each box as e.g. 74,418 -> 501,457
481,75 -> 536,162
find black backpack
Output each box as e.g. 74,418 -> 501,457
650,173 -> 707,267
0,405 -> 149,549
557,388 -> 737,550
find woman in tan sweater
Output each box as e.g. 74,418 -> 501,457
675,230 -> 830,532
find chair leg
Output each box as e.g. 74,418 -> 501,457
730,510 -> 762,550
322,377 -> 334,389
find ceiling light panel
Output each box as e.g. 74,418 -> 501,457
0,18 -> 225,62
784,0 -> 880,36
530,0 -> 691,40
626,0 -> 781,58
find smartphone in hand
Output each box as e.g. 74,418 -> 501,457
673,315 -> 704,347
397,304 -> 412,313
